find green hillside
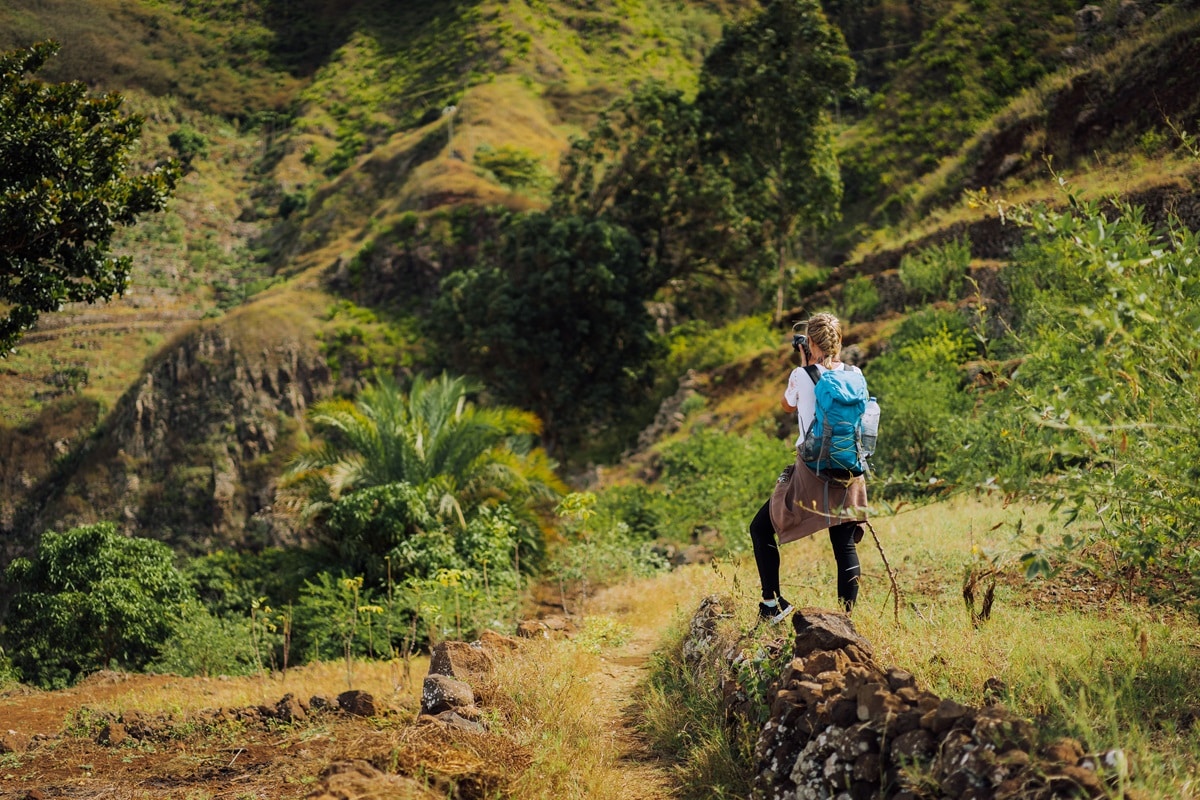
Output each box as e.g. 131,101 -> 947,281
0,0 -> 776,562
1,0 -> 1199,610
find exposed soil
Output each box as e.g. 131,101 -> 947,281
590,628 -> 678,800
0,582 -> 681,800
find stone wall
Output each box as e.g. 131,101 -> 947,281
686,600 -> 1140,800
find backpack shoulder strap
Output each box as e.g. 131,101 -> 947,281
803,365 -> 820,386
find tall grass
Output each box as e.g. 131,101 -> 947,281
629,495 -> 1200,799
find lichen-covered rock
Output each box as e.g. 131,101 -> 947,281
421,674 -> 475,716
682,595 -> 730,669
683,599 -> 1135,800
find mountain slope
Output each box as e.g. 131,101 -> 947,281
0,0 -> 752,554
3,0 -> 1200,560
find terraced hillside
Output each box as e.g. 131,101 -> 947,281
2,0 -> 1199,562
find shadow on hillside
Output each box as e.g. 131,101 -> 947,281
259,0 -> 488,77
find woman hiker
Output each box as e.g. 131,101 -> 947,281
749,312 -> 869,623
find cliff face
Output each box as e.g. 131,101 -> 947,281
12,297 -> 334,557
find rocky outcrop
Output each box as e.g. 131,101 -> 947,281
691,603 -> 1139,800
23,304 -> 333,554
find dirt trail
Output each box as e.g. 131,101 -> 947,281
0,587 -> 689,800
575,582 -> 688,800
590,629 -> 677,800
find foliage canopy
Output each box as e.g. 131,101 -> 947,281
0,41 -> 178,353
431,213 -> 661,453
3,522 -> 192,688
698,0 -> 855,317
282,373 -> 563,581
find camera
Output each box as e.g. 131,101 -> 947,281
792,333 -> 811,360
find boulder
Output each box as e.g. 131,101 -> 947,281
477,630 -> 521,652
337,690 -> 379,718
0,729 -> 31,754
95,723 -> 128,747
791,608 -> 873,659
682,595 -> 730,668
274,693 -> 308,724
421,674 -> 475,716
429,641 -> 494,683
431,710 -> 487,734
516,620 -> 549,639
309,694 -> 335,712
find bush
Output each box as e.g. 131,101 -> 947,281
665,315 -> 777,375
653,428 -> 790,548
841,275 -> 881,322
168,126 -> 209,167
473,144 -> 552,191
2,523 -> 193,688
550,492 -> 669,612
149,603 -> 258,678
867,314 -> 975,484
898,237 -> 971,305
941,194 -> 1200,606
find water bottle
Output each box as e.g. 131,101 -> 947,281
861,398 -> 880,457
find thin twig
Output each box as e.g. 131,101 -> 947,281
865,519 -> 902,625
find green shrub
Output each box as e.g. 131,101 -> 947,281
473,144 -> 552,191
653,428 -> 790,548
594,484 -> 666,541
665,315 -> 777,375
550,492 -> 669,612
841,275 -> 881,322
149,602 -> 258,678
168,126 -> 209,167
2,523 -> 193,688
867,316 -> 975,484
898,237 -> 971,305
291,573 -> 382,663
940,194 -> 1200,607
184,547 -> 321,619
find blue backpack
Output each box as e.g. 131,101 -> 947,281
800,366 -> 872,476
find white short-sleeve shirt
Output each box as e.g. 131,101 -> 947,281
785,363 -> 856,446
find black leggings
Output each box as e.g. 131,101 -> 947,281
749,500 -> 861,612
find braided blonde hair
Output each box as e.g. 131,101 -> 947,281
805,313 -> 842,369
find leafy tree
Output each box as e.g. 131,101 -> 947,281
432,212 -> 661,452
0,41 -> 179,353
2,522 -> 192,688
697,0 -> 855,321
554,82 -> 763,311
281,373 -> 563,579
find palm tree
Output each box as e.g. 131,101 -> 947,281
280,373 -> 564,570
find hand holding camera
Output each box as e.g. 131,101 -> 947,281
792,333 -> 811,364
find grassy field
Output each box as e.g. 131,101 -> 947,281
632,495 -> 1200,799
